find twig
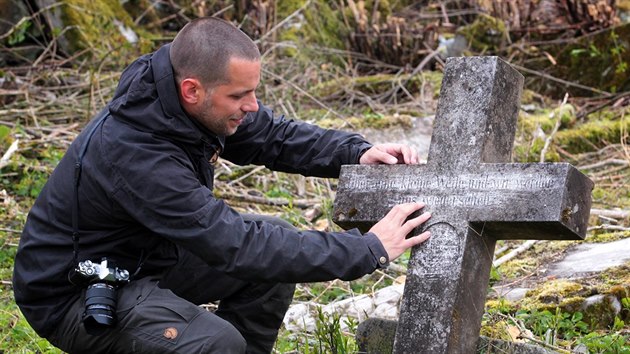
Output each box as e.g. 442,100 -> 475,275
385,42 -> 442,105
493,240 -> 539,267
587,225 -> 630,231
0,2 -> 65,41
511,63 -> 612,97
0,228 -> 22,234
621,108 -> 629,162
590,209 -> 628,222
579,158 -> 629,171
591,164 -> 629,177
227,166 -> 267,186
0,120 -> 78,139
255,0 -> 312,44
32,26 -> 75,67
517,335 -> 572,353
493,271 -> 536,290
0,139 -> 19,169
224,192 -> 317,209
597,214 -> 618,224
540,93 -> 567,162
261,67 -> 349,123
312,279 -> 343,302
501,313 -> 572,354
554,145 -> 578,161
387,263 -> 407,274
211,5 -> 234,18
494,244 -> 510,257
577,91 -> 630,119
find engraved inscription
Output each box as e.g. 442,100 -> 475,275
394,195 -> 493,208
343,173 -> 556,192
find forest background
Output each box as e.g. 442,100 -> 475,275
0,0 -> 629,353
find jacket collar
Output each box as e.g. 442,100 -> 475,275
152,44 -> 225,152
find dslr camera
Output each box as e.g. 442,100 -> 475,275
69,258 -> 130,334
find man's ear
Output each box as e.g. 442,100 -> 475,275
179,78 -> 203,104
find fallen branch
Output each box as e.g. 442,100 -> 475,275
0,139 -> 19,169
591,164 -> 630,177
0,228 -> 22,234
590,208 -> 629,220
387,263 -> 407,274
587,224 -> 630,232
579,158 -> 629,171
493,240 -> 539,267
227,166 -> 267,186
576,91 -> 630,119
511,63 -> 612,97
494,244 -> 511,257
261,67 -> 349,123
224,192 -> 317,209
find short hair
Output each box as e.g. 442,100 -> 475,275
169,17 -> 260,88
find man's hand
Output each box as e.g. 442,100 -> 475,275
359,143 -> 419,165
369,202 -> 431,261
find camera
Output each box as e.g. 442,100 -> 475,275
69,258 -> 130,334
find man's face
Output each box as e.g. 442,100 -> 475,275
194,58 -> 261,136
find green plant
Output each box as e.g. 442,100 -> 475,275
0,125 -> 11,146
577,332 -> 630,354
611,316 -> 625,332
7,19 -> 32,46
570,43 -> 602,58
609,30 -> 628,74
313,307 -> 358,354
515,307 -> 588,345
488,266 -> 502,284
13,169 -> 48,198
0,289 -> 61,353
281,201 -> 308,227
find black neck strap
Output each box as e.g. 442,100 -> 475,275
72,111 -> 109,266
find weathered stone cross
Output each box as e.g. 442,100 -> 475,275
333,57 -> 593,353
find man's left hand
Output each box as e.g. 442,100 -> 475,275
359,143 -> 419,165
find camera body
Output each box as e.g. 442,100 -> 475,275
69,258 -> 130,334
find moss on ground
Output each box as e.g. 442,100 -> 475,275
456,13 -> 508,54
59,0 -> 154,64
310,71 -> 443,100
555,116 -> 630,154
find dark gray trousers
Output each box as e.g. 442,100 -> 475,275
48,215 -> 297,354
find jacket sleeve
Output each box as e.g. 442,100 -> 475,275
222,102 -> 372,178
104,126 -> 388,283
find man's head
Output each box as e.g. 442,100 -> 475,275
170,17 -> 261,136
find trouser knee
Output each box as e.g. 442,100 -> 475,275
202,324 -> 247,354
275,283 -> 297,305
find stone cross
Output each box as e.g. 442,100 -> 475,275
332,57 -> 593,353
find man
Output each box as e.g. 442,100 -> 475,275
13,17 -> 431,353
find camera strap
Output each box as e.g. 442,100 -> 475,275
71,111 -> 153,279
72,110 -> 109,266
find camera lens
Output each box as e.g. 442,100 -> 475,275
83,283 -> 117,334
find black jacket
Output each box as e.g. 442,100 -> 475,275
13,43 -> 388,337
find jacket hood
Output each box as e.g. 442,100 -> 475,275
108,43 -> 222,147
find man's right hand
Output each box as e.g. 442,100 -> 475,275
369,202 -> 431,262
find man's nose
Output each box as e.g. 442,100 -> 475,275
242,93 -> 259,112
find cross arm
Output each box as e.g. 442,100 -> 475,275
333,163 -> 593,241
